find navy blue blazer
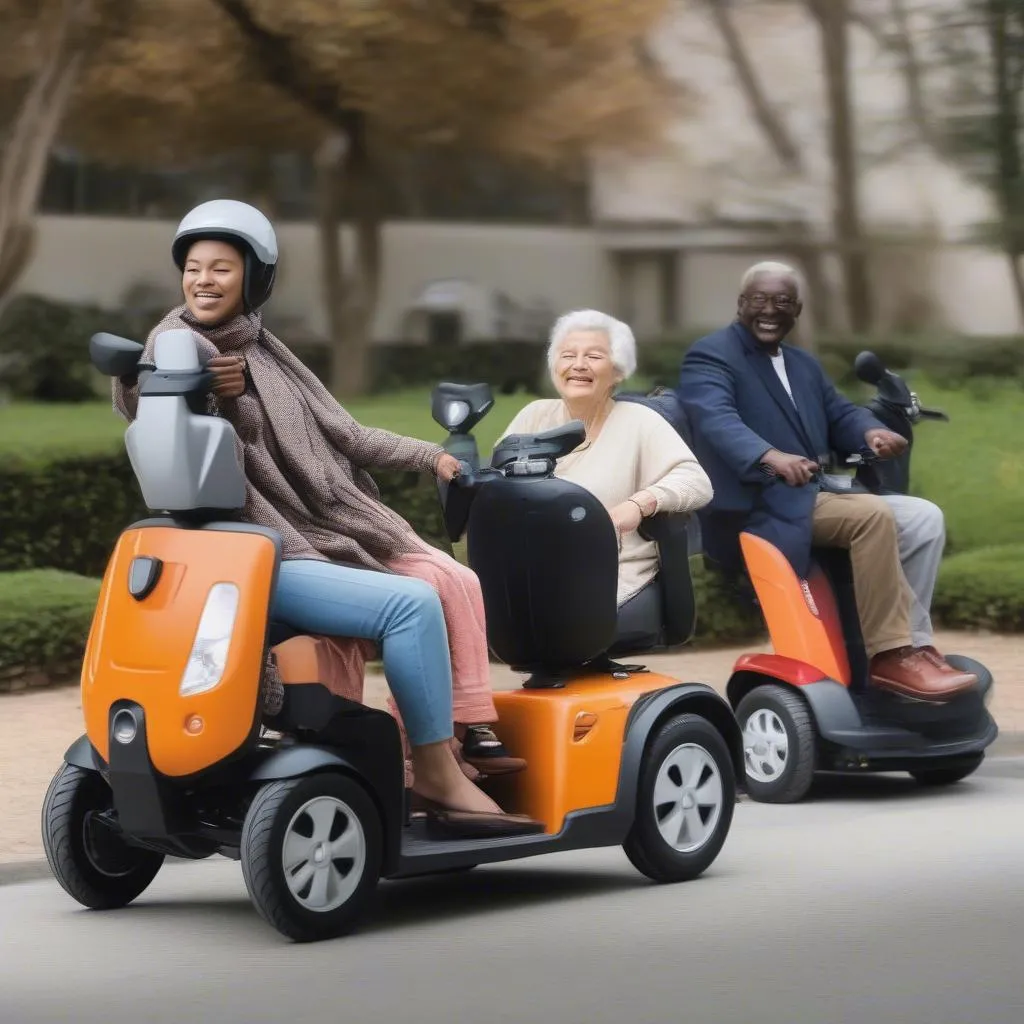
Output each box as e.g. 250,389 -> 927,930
675,322 -> 883,578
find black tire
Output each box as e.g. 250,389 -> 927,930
910,754 -> 985,787
735,684 -> 817,804
41,762 -> 164,909
240,772 -> 382,942
624,713 -> 736,883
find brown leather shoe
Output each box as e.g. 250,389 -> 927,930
918,645 -> 980,682
870,646 -> 978,702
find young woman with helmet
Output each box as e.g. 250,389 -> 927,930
112,199 -> 536,834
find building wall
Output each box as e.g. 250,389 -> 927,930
18,216 -> 611,342
15,214 -> 1022,341
586,1 -> 1024,336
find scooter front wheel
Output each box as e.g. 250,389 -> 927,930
240,772 -> 382,942
41,762 -> 164,909
624,713 -> 736,883
735,684 -> 817,803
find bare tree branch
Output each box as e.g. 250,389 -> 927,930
210,0 -> 364,141
702,0 -> 803,173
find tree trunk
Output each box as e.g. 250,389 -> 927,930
810,0 -> 874,333
986,0 -> 1024,326
343,163 -> 383,398
703,0 -> 833,345
0,0 -> 89,314
886,0 -> 937,150
314,133 -> 348,392
314,121 -> 383,399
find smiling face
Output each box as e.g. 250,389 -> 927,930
737,272 -> 802,348
182,239 -> 245,324
552,328 -> 620,404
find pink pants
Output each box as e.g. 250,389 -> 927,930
387,535 -> 497,725
283,539 -> 497,783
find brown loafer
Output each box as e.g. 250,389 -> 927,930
412,795 -> 545,839
870,646 -> 978,702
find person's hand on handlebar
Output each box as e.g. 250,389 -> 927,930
864,428 -> 908,460
760,449 -> 818,486
434,452 -> 464,482
207,354 -> 247,399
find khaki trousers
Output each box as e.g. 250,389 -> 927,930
811,492 -> 913,658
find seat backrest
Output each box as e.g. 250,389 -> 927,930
465,474 -> 619,671
615,388 -> 702,557
638,513 -> 696,647
615,387 -> 693,444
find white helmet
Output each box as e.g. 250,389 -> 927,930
171,199 -> 278,311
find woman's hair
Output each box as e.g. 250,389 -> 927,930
547,309 -> 637,380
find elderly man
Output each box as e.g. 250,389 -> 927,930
676,261 -> 976,702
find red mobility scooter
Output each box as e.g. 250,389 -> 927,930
623,352 -> 998,804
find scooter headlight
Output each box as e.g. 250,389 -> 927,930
180,582 -> 240,697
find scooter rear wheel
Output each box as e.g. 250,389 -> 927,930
735,684 -> 817,804
241,772 -> 382,942
41,762 -> 164,910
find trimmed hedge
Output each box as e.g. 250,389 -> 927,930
633,329 -> 1024,392
13,293 -> 1022,403
0,295 -> 140,402
0,559 -> 764,684
0,450 -> 450,577
0,570 -> 100,683
3,544 -> 1023,683
932,544 -> 1024,633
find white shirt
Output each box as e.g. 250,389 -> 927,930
769,349 -> 851,489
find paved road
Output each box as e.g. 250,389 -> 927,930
3,760 -> 1024,1024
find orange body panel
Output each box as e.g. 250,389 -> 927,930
485,672 -> 681,833
82,526 -> 278,777
739,532 -> 850,685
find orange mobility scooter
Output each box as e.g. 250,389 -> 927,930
41,328 -> 742,942
651,352 -> 997,804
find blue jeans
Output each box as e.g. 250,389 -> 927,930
271,559 -> 453,746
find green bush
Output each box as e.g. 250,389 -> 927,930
636,329 -> 1024,389
0,570 -> 100,681
2,544 -> 1020,683
289,339 -> 549,396
690,560 -> 765,646
0,295 -> 140,402
932,544 -> 1024,633
0,448 -> 451,577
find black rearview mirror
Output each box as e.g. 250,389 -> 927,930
853,351 -> 886,386
430,382 -> 494,434
90,333 -> 145,378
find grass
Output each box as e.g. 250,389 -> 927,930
0,387 -> 538,465
1,374 -> 1022,552
894,373 -> 1024,553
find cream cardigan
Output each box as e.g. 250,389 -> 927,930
499,399 -> 713,605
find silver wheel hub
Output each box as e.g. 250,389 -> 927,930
282,795 -> 366,913
653,743 -> 724,853
743,708 -> 789,783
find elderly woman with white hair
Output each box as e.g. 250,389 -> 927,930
499,310 -> 714,611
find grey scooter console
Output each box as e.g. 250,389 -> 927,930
124,329 -> 246,514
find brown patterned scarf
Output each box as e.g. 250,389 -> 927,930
113,306 -> 444,572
